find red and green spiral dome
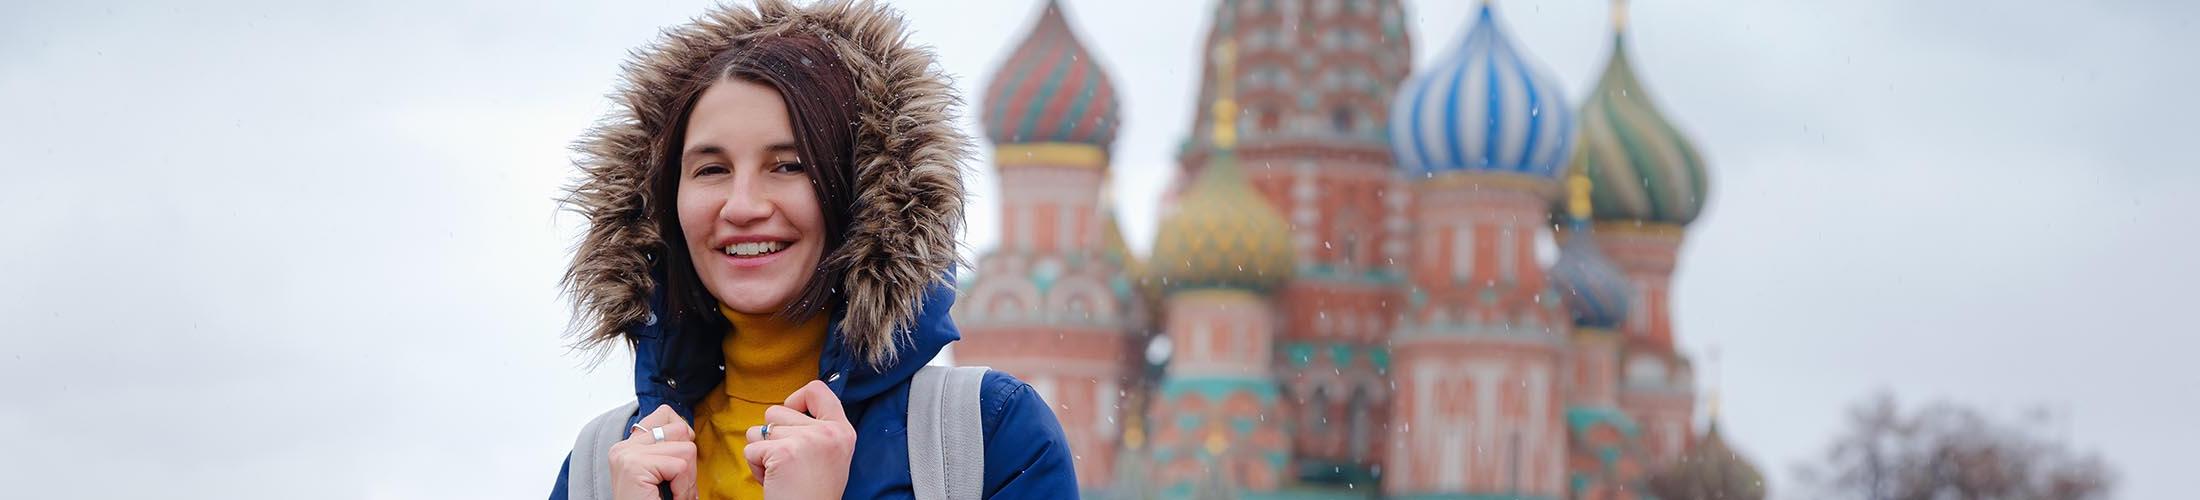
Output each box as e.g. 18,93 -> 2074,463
980,0 -> 1122,151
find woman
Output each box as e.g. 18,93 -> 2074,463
547,1 -> 1076,499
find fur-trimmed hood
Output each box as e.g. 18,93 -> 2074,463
545,5 -> 1086,497
562,0 -> 967,367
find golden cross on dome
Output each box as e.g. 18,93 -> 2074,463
1210,40 -> 1238,150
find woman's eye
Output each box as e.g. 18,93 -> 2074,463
694,164 -> 729,177
771,162 -> 807,174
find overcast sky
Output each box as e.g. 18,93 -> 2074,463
3,1 -> 2194,499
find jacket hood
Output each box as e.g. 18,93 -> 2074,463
562,0 -> 969,368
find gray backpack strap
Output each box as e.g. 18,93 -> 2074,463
567,401 -> 640,500
908,365 -> 991,500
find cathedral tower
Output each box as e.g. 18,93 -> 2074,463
1572,0 -> 1712,463
1384,2 -> 1574,497
954,0 -> 1135,489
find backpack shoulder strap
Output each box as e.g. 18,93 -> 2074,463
907,365 -> 991,500
567,401 -> 640,500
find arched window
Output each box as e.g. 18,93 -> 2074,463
1065,295 -> 1093,322
1498,225 -> 1517,282
1451,224 -> 1475,282
1331,106 -> 1355,134
1348,387 -> 1372,461
1307,386 -> 1332,433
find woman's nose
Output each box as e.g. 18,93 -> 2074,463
719,170 -> 773,224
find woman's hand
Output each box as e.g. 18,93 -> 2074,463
609,404 -> 699,500
744,380 -> 856,500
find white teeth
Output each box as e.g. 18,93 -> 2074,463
723,241 -> 786,257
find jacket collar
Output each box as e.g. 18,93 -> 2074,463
632,276 -> 961,422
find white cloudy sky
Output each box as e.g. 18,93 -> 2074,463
2,0 -> 2193,499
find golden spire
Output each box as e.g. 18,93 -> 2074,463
1567,172 -> 1594,221
1612,0 -> 1631,33
1210,40 -> 1238,149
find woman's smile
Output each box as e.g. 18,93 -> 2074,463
716,236 -> 798,268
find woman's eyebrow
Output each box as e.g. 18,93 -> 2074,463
765,142 -> 799,155
683,144 -> 726,158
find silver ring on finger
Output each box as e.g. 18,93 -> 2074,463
760,423 -> 772,440
630,424 -> 664,444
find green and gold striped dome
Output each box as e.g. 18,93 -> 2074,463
1149,153 -> 1294,293
1573,12 -> 1709,227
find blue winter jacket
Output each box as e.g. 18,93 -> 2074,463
549,283 -> 1079,499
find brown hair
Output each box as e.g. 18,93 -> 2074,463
646,35 -> 863,342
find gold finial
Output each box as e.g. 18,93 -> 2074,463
1210,41 -> 1238,149
1567,172 -> 1594,220
1706,345 -> 1722,420
1612,0 -> 1631,32
1123,413 -> 1145,450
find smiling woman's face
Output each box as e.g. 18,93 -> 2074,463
676,78 -> 825,315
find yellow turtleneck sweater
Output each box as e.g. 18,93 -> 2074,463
692,305 -> 829,500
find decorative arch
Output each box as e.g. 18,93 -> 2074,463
1045,274 -> 1118,325
974,276 -> 1043,323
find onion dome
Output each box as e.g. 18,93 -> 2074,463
1554,224 -> 1632,328
1149,155 -> 1295,293
1552,175 -> 1633,329
1152,40 -> 1293,293
1647,422 -> 1766,500
1575,0 -> 1709,225
1389,2 -> 1576,180
981,0 -> 1121,150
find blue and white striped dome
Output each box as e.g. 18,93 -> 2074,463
1389,4 -> 1576,180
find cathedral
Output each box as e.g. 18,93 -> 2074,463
951,1 -> 1763,498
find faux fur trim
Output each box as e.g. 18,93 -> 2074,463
562,0 -> 968,367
